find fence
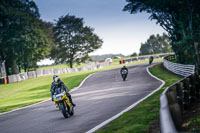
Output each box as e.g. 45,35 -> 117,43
0,62 -> 109,84
160,55 -> 200,133
163,54 -> 195,77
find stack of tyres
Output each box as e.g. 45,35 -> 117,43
0,77 -> 8,84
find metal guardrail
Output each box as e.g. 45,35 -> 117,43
163,54 -> 195,77
160,55 -> 200,133
160,91 -> 177,133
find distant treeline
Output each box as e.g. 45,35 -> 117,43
91,54 -> 124,61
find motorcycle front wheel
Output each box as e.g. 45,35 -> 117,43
122,74 -> 126,81
60,103 -> 69,118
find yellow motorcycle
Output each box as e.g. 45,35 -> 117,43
53,87 -> 74,118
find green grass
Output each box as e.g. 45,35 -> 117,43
0,71 -> 93,113
0,58 -> 162,113
96,63 -> 182,133
185,115 -> 200,132
37,63 -> 85,70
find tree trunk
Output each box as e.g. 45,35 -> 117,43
0,50 -> 4,61
69,54 -> 74,68
185,0 -> 200,73
194,42 -> 200,73
69,61 -> 73,68
11,60 -> 19,74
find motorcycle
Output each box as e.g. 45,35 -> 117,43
149,56 -> 154,65
53,87 -> 74,118
149,59 -> 153,64
121,69 -> 128,81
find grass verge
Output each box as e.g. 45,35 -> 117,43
96,63 -> 182,133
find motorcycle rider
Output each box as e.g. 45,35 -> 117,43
50,75 -> 76,107
120,66 -> 128,80
149,56 -> 154,64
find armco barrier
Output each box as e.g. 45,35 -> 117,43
77,67 -> 83,72
15,74 -> 22,82
160,55 -> 200,132
43,69 -> 54,76
54,68 -> 63,75
66,68 -> 71,73
62,68 -> 68,74
160,93 -> 177,133
8,75 -> 18,83
20,72 -> 28,80
36,70 -> 43,77
27,71 -> 37,79
163,54 -> 195,77
4,62 -> 109,84
70,68 -> 76,72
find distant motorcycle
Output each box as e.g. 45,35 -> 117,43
121,69 -> 128,81
53,87 -> 74,118
149,56 -> 154,65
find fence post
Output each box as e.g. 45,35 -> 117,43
194,74 -> 200,100
176,82 -> 184,111
189,74 -> 197,102
183,78 -> 190,110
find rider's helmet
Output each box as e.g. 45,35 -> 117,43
53,77 -> 61,86
53,75 -> 58,80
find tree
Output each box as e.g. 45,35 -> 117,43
52,15 -> 103,68
130,52 -> 138,57
139,33 -> 171,55
123,0 -> 200,67
0,0 -> 51,74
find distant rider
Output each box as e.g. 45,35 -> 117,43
120,66 -> 128,80
121,66 -> 128,74
149,56 -> 154,64
50,75 -> 76,107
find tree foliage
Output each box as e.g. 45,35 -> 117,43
130,52 -> 138,57
124,0 -> 200,66
0,0 -> 51,74
139,33 -> 171,55
52,15 -> 103,68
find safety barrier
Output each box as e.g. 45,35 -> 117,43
160,55 -> 200,133
2,62 -> 109,84
163,54 -> 195,77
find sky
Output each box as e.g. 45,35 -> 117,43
33,0 -> 165,56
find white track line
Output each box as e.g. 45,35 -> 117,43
0,73 -> 94,116
86,64 -> 165,133
70,73 -> 94,93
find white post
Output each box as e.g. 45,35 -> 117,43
0,60 -> 7,77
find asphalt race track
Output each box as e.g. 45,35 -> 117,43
0,63 -> 162,133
